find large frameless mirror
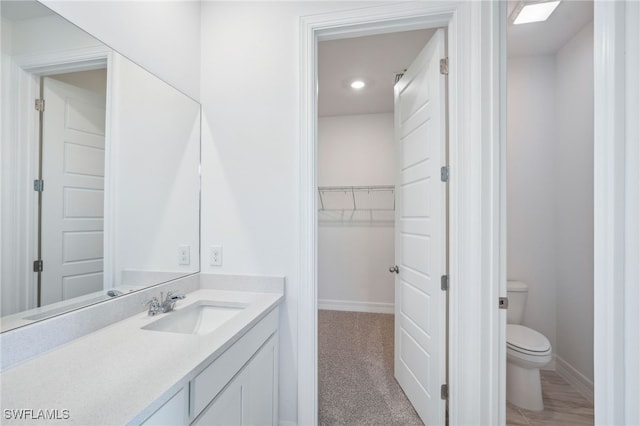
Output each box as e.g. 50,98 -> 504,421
0,1 -> 201,332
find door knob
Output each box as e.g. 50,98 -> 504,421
389,265 -> 399,274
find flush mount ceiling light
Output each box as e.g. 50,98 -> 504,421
511,1 -> 560,25
350,80 -> 366,90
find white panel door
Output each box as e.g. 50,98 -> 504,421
394,28 -> 447,425
41,77 -> 106,305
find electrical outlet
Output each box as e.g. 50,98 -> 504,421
210,245 -> 222,266
178,245 -> 190,265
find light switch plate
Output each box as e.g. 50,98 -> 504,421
178,245 -> 190,265
210,245 -> 222,266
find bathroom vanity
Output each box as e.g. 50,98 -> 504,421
142,293 -> 279,426
0,277 -> 283,425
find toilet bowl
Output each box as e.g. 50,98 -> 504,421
506,281 -> 552,411
506,324 -> 552,410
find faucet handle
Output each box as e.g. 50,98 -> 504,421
167,291 -> 186,301
161,291 -> 175,303
143,297 -> 161,316
143,296 -> 159,306
157,291 -> 186,313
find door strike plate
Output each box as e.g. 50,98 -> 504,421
498,297 -> 509,309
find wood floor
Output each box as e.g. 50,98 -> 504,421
320,310 -> 594,426
507,370 -> 594,425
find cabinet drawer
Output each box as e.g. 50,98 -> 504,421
191,308 -> 278,419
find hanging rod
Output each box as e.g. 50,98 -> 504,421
317,185 -> 395,211
318,185 -> 395,192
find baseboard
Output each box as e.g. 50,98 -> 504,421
541,357 -> 556,371
318,299 -> 394,314
554,354 -> 594,403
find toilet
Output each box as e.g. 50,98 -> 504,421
506,280 -> 552,411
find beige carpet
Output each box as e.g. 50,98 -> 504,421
318,310 -> 423,426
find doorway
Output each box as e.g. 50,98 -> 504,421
299,3 -> 505,425
1,50 -> 111,316
504,1 -> 594,423
316,27 -> 447,425
39,69 -> 108,306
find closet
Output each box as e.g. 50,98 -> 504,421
317,113 -> 396,312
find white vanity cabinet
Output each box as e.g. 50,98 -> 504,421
141,307 -> 279,426
193,334 -> 277,426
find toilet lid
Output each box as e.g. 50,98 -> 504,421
507,324 -> 551,353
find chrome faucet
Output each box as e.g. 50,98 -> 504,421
160,291 -> 186,313
143,291 -> 186,316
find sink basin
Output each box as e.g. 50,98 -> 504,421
142,301 -> 246,335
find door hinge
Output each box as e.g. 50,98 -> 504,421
33,260 -> 43,273
33,179 -> 44,192
441,384 -> 449,400
440,57 -> 449,75
499,297 -> 509,309
35,99 -> 45,112
440,166 -> 449,182
441,275 -> 449,291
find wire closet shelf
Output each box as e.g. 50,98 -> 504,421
317,185 -> 395,211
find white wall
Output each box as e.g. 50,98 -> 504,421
507,55 -> 558,352
318,113 -> 395,311
318,114 -> 395,186
39,0 -> 201,100
198,3 -> 385,423
555,22 -> 594,383
507,22 -> 594,387
110,53 -> 200,285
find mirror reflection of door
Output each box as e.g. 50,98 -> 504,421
40,70 -> 107,306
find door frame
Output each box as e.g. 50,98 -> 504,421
593,1 -> 640,423
5,45 -> 113,309
299,2 -> 506,425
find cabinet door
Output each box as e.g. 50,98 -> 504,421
244,335 -> 277,426
191,309 -> 278,420
192,373 -> 244,426
192,334 -> 278,426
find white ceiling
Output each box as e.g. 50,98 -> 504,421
318,29 -> 436,117
319,1 -> 593,117
507,0 -> 593,57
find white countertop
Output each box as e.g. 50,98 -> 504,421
0,288 -> 283,425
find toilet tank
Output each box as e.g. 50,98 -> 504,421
507,280 -> 528,324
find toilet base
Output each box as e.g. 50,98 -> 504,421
506,361 -> 544,411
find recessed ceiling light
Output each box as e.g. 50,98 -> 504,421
350,80 -> 365,90
512,1 -> 560,25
